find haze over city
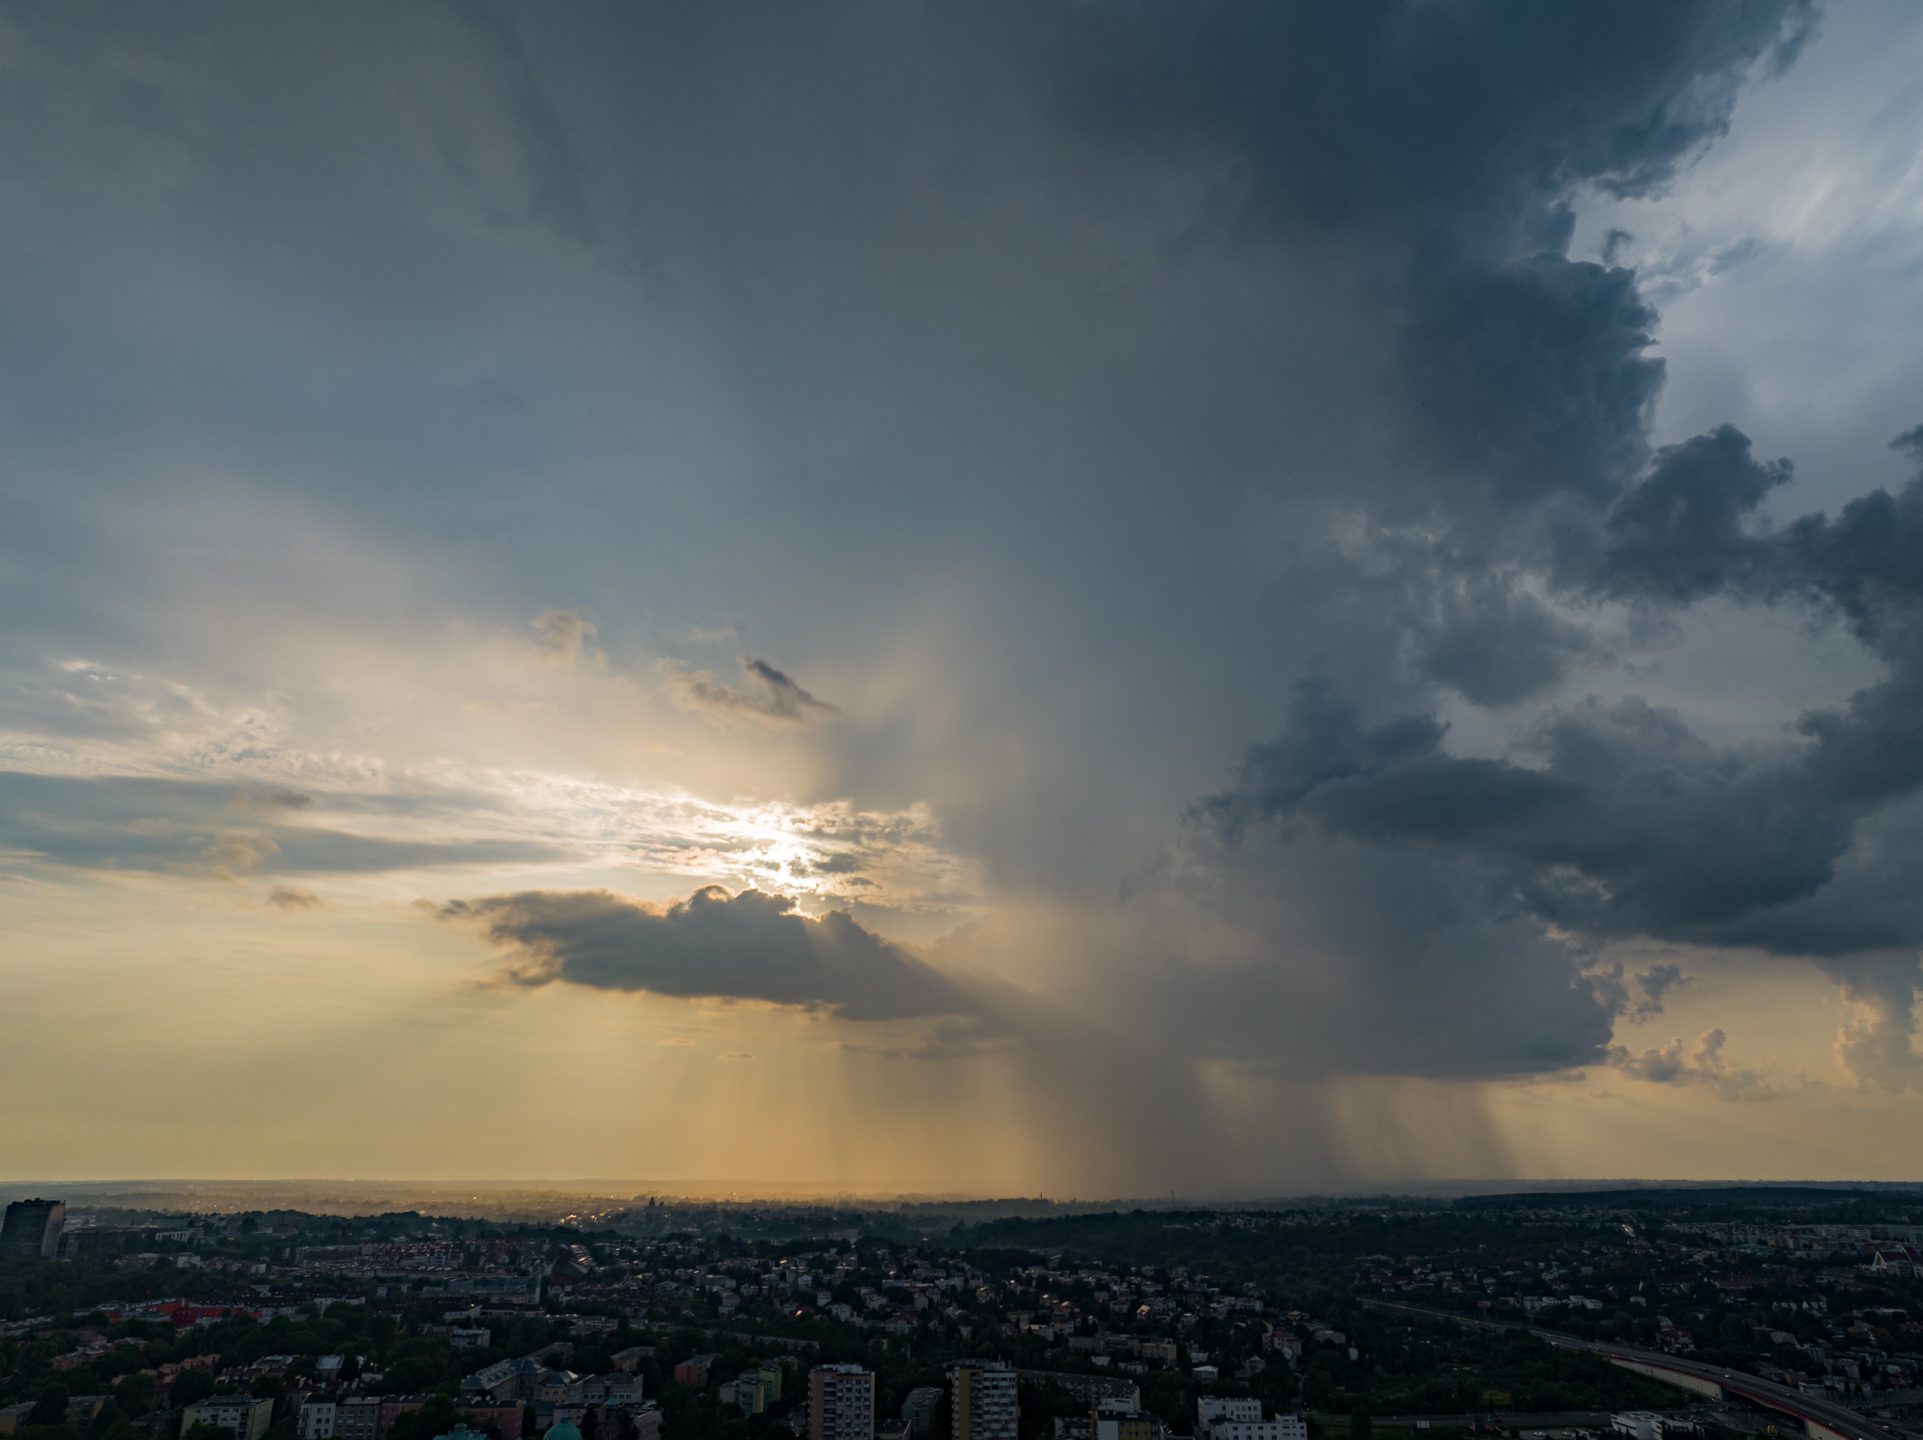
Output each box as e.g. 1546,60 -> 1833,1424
5,0 -> 1923,1196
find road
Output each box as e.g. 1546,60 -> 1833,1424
1358,1299 -> 1907,1440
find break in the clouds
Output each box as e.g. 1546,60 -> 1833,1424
5,0 -> 1923,1188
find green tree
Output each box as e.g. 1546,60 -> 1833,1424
111,1374 -> 156,1419
32,1384 -> 71,1427
1349,1409 -> 1371,1440
86,1401 -> 137,1440
173,1373 -> 218,1409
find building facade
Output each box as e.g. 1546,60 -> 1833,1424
810,1364 -> 875,1440
948,1363 -> 1017,1440
903,1388 -> 943,1438
300,1397 -> 338,1440
0,1201 -> 66,1260
183,1398 -> 275,1440
336,1395 -> 383,1440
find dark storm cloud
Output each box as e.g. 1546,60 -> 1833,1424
439,884 -> 975,1023
1201,667 -> 1923,958
1044,2 -> 1814,236
1196,415 -> 1923,973
1398,251 -> 1666,507
1105,0 -> 1923,1072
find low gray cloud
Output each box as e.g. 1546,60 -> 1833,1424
265,884 -> 324,911
1608,1027 -> 1784,1102
661,656 -> 839,727
0,772 -> 562,877
229,788 -> 314,813
439,884 -> 978,1023
203,831 -> 279,880
530,608 -> 598,665
1631,962 -> 1689,1021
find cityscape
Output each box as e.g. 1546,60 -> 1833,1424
2,1188 -> 1921,1440
4,19 -> 1923,1440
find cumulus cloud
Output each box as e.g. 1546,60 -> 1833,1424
1823,953 -> 1923,1092
1608,1027 -> 1785,1101
438,884 -> 979,1023
660,656 -> 839,727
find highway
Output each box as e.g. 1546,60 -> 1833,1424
1358,1299 -> 1907,1440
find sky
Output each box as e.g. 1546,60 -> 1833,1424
5,0 -> 1923,1196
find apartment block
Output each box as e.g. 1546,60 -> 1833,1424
810,1364 -> 875,1440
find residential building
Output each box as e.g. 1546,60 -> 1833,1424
1196,1401 -> 1259,1429
722,1373 -> 766,1417
610,1349 -> 654,1375
183,1397 -> 275,1440
675,1355 -> 719,1388
1090,1408 -> 1162,1440
630,1404 -> 662,1440
1196,1402 -> 1304,1440
65,1399 -> 109,1429
379,1397 -> 428,1440
0,1200 -> 66,1260
903,1387 -> 943,1438
300,1396 -> 338,1440
463,1359 -> 546,1401
336,1395 -> 383,1440
1138,1342 -> 1177,1369
811,1364 -> 875,1440
757,1364 -> 784,1404
948,1362 -> 1016,1440
1204,1418 -> 1303,1440
0,1404 -> 36,1437
1019,1376 -> 1136,1412
453,1400 -> 524,1440
578,1376 -> 639,1407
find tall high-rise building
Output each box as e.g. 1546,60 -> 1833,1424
947,1362 -> 1017,1440
809,1364 -> 874,1440
0,1199 -> 65,1259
